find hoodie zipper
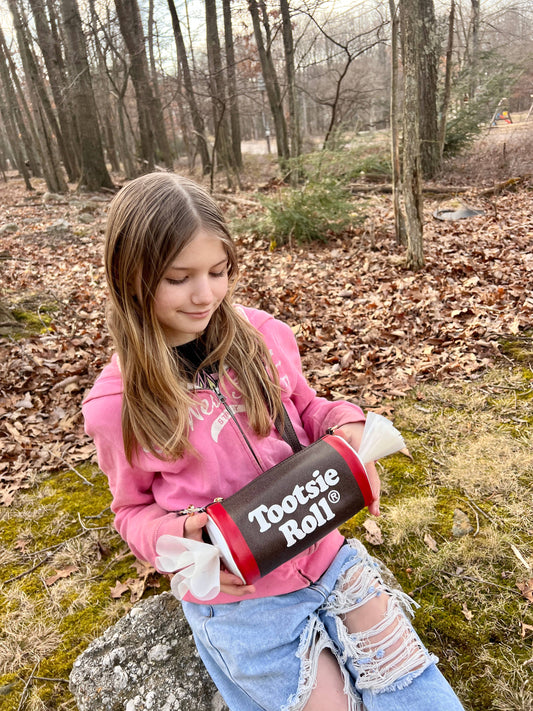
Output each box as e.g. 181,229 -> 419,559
203,373 -> 264,472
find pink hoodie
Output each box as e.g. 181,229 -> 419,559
82,306 -> 365,604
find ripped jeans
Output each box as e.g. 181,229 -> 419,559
182,539 -> 465,711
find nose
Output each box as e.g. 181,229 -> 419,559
190,275 -> 213,305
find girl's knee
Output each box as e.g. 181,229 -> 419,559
325,559 -> 436,693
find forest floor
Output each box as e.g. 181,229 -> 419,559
0,125 -> 532,711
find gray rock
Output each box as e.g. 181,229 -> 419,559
78,213 -> 96,224
43,191 -> 68,204
0,223 -> 18,234
452,509 -> 473,538
69,592 -> 228,711
47,219 -> 70,232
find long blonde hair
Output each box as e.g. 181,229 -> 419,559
104,172 -> 283,463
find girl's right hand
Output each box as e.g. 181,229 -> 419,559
183,512 -> 256,597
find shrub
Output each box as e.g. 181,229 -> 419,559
253,176 -> 358,245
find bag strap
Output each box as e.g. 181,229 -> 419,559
274,406 -> 303,453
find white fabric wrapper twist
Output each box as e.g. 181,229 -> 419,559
156,534 -> 221,601
357,412 -> 407,465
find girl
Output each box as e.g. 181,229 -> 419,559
83,172 -> 465,711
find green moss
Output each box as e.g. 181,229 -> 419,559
340,365 -> 533,710
0,461 -> 170,710
1,298 -> 58,339
3,365 -> 532,710
11,307 -> 52,332
499,331 -> 533,363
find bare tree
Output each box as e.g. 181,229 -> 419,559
388,0 -> 405,244
279,0 -> 301,180
87,2 -> 137,178
88,0 -> 121,174
469,0 -> 480,98
167,0 -> 212,174
0,36 -> 33,189
400,0 -> 424,269
222,0 -> 243,169
248,0 -> 290,164
114,0 -> 173,172
59,0 -> 113,190
28,0 -> 80,182
0,25 -> 41,177
438,0 -> 455,158
417,0 -> 440,177
205,0 -> 236,186
298,9 -> 386,149
7,0 -> 67,193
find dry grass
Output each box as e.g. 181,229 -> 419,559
1,361 -> 529,710
349,361 -> 533,710
0,587 -> 63,676
442,119 -> 533,184
383,495 -> 438,545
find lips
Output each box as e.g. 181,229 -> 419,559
182,310 -> 211,319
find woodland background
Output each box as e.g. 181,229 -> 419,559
0,0 -> 532,710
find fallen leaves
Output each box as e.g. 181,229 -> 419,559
517,579 -> 533,604
110,561 -> 161,602
363,518 -> 383,545
0,176 -> 532,510
45,565 -> 78,586
423,532 -> 439,552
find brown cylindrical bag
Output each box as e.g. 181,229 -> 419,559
205,434 -> 374,584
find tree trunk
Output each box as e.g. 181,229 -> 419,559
438,0 -> 455,158
279,0 -> 301,184
205,0 -> 235,187
114,0 -> 172,172
7,0 -> 67,193
469,0 -> 480,99
417,0 -> 440,178
0,26 -> 41,177
167,0 -> 212,174
10,0 -> 72,185
60,0 -> 114,190
114,0 -> 153,172
222,0 -> 243,169
147,0 -> 174,169
28,0 -> 80,182
0,47 -> 33,189
400,0 -> 424,269
388,0 -> 405,245
248,0 -> 290,165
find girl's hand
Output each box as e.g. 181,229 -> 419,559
333,422 -> 381,517
183,512 -> 256,597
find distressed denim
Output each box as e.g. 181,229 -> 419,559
182,539 -> 465,711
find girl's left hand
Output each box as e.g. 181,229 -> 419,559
333,422 -> 381,517
183,512 -> 256,597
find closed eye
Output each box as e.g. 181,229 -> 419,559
165,276 -> 187,285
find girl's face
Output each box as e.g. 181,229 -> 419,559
152,228 -> 229,346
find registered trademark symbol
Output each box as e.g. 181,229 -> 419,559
328,490 -> 340,504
